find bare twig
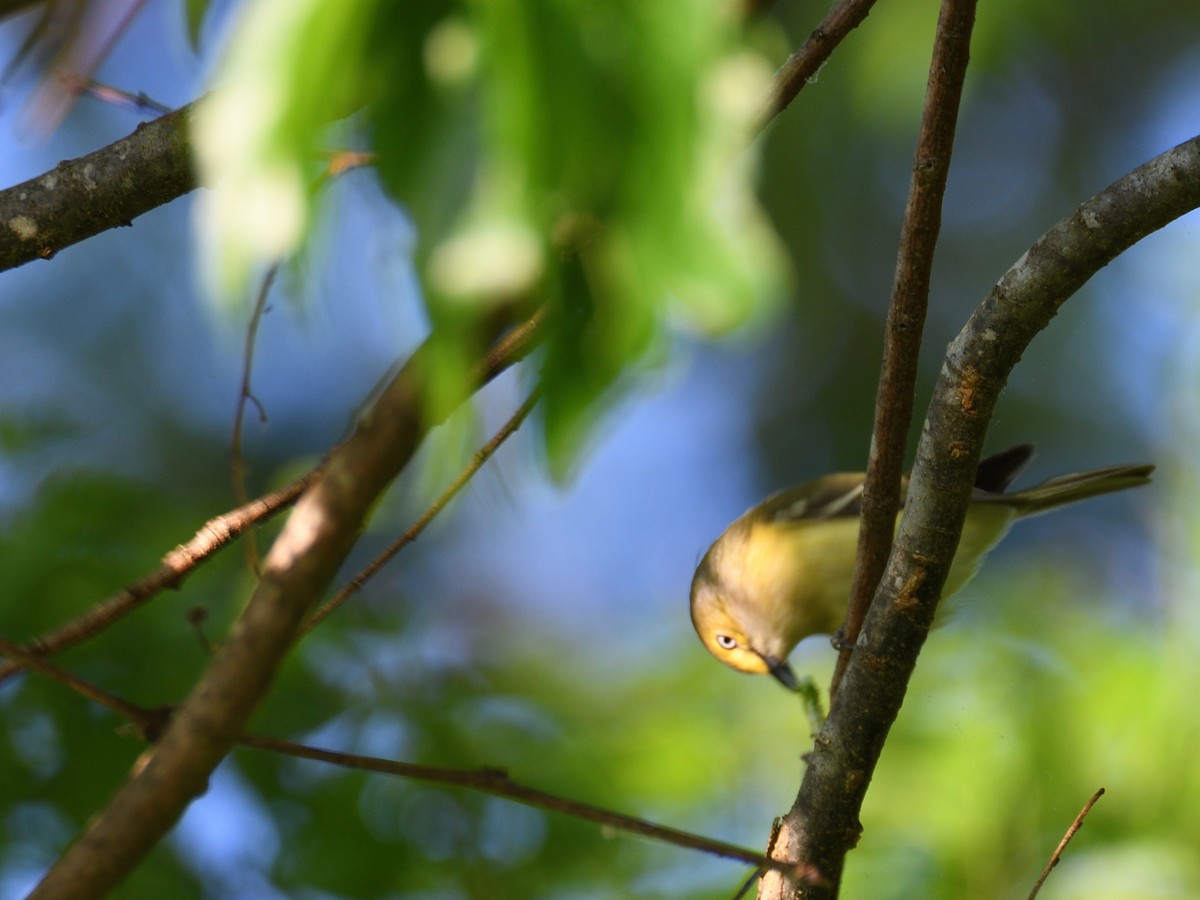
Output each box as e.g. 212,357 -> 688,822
1028,788 -> 1105,900
299,386 -> 542,636
230,262 -> 280,575
0,469 -> 318,686
0,313 -> 549,694
761,0 -> 881,128
22,0 -> 151,134
0,635 -> 157,730
237,731 -> 807,880
74,78 -> 173,115
0,631 -> 806,885
28,307 -> 547,900
829,0 -> 977,700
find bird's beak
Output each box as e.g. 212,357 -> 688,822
763,654 -> 798,691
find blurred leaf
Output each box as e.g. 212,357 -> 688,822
194,0 -> 397,299
184,0 -> 209,50
196,0 -> 786,475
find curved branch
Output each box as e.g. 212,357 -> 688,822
770,135 -> 1200,897
28,308 -> 547,900
0,101 -> 196,272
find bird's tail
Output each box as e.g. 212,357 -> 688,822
1007,463 -> 1155,517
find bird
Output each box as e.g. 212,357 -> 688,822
690,445 -> 1154,689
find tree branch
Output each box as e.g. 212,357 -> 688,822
0,101 -> 196,272
299,386 -> 543,637
0,631 -> 805,884
27,307 -> 547,900
766,134 -> 1200,898
830,0 -> 977,697
236,732 -> 805,879
0,468 -> 317,686
761,0 -> 880,127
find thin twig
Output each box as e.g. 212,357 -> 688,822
324,150 -> 376,177
0,636 -> 160,734
23,0 -> 151,134
28,307 -> 551,900
1,566 -> 806,886
0,467 -> 318,686
828,0 -> 977,701
0,311 -> 549,692
230,262 -> 280,575
236,731 -> 807,880
299,387 -> 542,636
73,78 -> 173,115
732,867 -> 764,899
1028,788 -> 1105,900
760,0 -> 881,128
226,152 -> 376,576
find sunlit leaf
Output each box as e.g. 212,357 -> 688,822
196,0 -> 785,473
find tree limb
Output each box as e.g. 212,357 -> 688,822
27,307 -> 547,900
766,134 -> 1200,898
0,101 -> 196,272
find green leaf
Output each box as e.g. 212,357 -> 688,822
184,0 -> 210,50
196,0 -> 786,472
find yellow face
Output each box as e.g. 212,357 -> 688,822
690,595 -> 773,676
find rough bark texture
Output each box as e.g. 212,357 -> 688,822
0,102 -> 196,272
761,135 -> 1200,898
27,313 -> 547,900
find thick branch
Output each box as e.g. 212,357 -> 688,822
771,135 -> 1200,898
0,101 -> 196,272
28,309 -> 546,900
831,0 -> 976,696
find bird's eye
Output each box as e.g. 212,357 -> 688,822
715,634 -> 738,650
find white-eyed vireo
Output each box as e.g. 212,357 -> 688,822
690,445 -> 1153,688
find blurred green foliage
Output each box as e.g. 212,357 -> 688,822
2,0 -> 1199,897
195,0 -> 785,476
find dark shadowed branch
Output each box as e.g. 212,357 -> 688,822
27,307 -> 547,900
764,135 -> 1200,899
